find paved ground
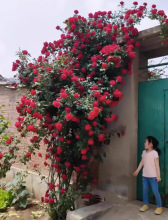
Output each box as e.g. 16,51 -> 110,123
97,200 -> 168,220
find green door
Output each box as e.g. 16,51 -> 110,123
164,89 -> 168,205
137,79 -> 168,207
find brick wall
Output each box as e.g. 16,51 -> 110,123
0,84 -> 99,180
0,84 -> 48,175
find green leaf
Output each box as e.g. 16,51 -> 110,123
18,197 -> 28,208
0,189 -> 14,210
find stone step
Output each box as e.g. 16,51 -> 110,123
66,202 -> 113,220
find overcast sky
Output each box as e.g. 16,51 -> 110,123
0,0 -> 167,78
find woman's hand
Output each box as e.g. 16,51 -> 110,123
156,176 -> 161,182
133,170 -> 139,176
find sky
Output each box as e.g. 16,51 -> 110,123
0,0 -> 167,78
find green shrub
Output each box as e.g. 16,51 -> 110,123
6,171 -> 31,209
0,189 -> 13,211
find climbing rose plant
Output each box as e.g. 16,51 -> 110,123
0,105 -> 19,178
3,2 -> 168,220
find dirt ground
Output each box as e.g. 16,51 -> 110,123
0,200 -> 50,220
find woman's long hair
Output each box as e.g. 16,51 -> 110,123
146,136 -> 161,155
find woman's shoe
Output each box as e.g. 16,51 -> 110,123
140,205 -> 149,212
155,207 -> 163,215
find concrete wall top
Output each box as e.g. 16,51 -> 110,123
138,25 -> 168,59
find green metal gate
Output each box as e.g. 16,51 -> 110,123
137,78 -> 168,207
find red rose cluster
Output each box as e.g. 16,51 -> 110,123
11,2 -> 168,215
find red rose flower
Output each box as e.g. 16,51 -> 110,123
75,167 -> 80,172
92,179 -> 98,183
89,130 -> 94,136
83,171 -> 88,175
99,95 -> 106,102
27,124 -> 35,132
137,11 -> 143,17
37,56 -> 42,62
88,139 -> 94,145
151,9 -> 157,15
81,149 -> 87,155
66,140 -> 71,144
102,63 -> 108,69
22,50 -> 28,55
62,174 -> 67,180
98,134 -> 106,142
32,136 -> 38,142
53,100 -> 61,108
26,108 -> 32,114
55,122 -> 63,132
94,91 -> 101,97
49,198 -> 54,204
92,62 -> 97,68
121,131 -> 125,136
25,99 -> 31,106
90,31 -> 95,36
38,153 -> 42,157
113,89 -> 123,98
110,80 -> 116,86
44,161 -> 48,166
74,93 -> 79,98
33,69 -> 38,74
93,121 -> 98,127
135,42 -> 141,48
30,101 -> 36,108
65,162 -> 71,167
65,113 -> 73,120
52,132 -> 57,137
82,155 -> 87,160
82,193 -> 92,199
85,124 -> 91,131
58,136 -> 64,142
44,138 -> 49,144
61,189 -> 66,194
49,184 -> 55,190
30,89 -> 36,95
0,153 -> 3,159
61,73 -> 67,80
158,10 -> 165,16
93,101 -> 99,107
45,198 -> 49,203
65,106 -> 71,112
71,75 -> 78,82
15,121 -> 21,128
60,92 -> 67,99
26,152 -> 31,158
57,146 -> 63,155
116,76 -> 122,82
101,44 -> 120,55
128,18 -> 134,24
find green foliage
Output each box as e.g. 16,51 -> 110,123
6,171 -> 31,209
0,189 -> 13,211
48,184 -> 81,220
0,105 -> 11,141
0,105 -> 20,179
